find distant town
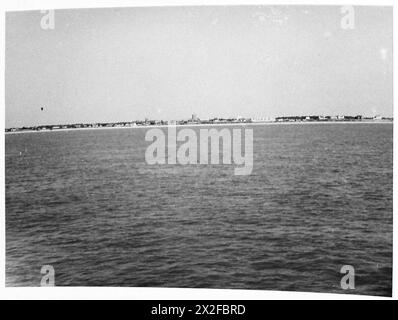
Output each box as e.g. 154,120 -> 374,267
5,114 -> 393,133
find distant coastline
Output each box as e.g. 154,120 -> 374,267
5,117 -> 393,134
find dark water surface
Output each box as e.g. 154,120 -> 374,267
6,123 -> 393,296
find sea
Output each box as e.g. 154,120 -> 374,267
5,123 -> 393,296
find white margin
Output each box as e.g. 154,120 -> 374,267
0,0 -> 396,300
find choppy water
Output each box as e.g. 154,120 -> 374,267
6,123 -> 393,296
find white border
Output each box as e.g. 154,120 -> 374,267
0,0 -> 395,300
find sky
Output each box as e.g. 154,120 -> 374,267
5,5 -> 393,127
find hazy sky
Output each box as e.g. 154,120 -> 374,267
6,6 -> 393,127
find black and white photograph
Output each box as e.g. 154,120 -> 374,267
3,2 -> 394,298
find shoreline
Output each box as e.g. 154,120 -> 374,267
5,120 -> 393,135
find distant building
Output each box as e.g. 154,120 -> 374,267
252,117 -> 275,123
189,114 -> 200,123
